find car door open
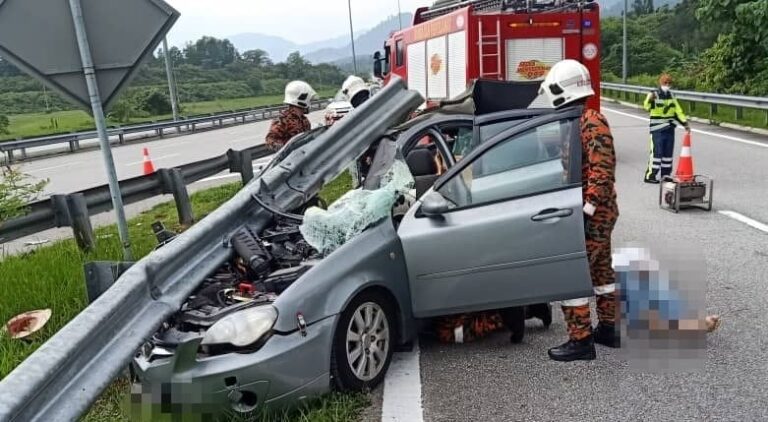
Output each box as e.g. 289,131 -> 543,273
397,107 -> 593,318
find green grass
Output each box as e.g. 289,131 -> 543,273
601,89 -> 768,130
1,174 -> 360,421
0,89 -> 335,141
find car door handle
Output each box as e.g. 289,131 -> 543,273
531,208 -> 574,222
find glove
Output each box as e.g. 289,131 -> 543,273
583,203 -> 596,216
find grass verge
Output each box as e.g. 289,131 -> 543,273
601,90 -> 768,130
1,89 -> 335,141
2,173 -> 358,421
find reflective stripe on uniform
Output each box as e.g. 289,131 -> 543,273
561,297 -> 590,307
646,136 -> 656,178
594,284 -> 616,296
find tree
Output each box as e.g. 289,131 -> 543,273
696,0 -> 768,93
632,0 -> 654,15
183,36 -> 239,69
0,166 -> 47,222
0,114 -> 9,135
241,49 -> 272,68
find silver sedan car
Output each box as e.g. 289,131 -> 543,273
131,82 -> 594,416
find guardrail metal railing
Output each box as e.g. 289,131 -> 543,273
0,77 -> 423,422
0,144 -> 271,249
0,100 -> 330,163
600,82 -> 768,125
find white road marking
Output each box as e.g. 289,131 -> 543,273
196,173 -> 241,183
124,153 -> 180,167
25,161 -> 84,174
602,107 -> 768,149
719,211 -> 768,234
381,341 -> 424,422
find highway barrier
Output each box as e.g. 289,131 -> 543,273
0,77 -> 423,421
0,99 -> 330,163
600,82 -> 768,127
0,144 -> 271,250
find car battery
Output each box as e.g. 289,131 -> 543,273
659,175 -> 713,213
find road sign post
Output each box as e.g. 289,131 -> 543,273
163,37 -> 180,122
68,0 -> 132,259
0,0 -> 180,261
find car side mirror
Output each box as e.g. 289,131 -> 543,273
421,192 -> 450,217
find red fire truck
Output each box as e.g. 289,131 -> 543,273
373,0 -> 601,111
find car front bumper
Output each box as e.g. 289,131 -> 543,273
131,315 -> 337,416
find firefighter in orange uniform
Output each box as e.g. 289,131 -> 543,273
265,81 -> 316,151
539,59 -> 620,361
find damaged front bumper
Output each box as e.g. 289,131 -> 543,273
131,316 -> 337,416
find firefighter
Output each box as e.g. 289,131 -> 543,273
539,59 -> 620,362
265,80 -> 316,151
643,74 -> 690,184
341,75 -> 371,108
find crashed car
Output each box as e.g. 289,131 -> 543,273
132,79 -> 594,415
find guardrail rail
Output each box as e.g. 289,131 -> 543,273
600,82 -> 768,126
0,77 -> 422,422
0,99 -> 330,163
0,144 -> 272,250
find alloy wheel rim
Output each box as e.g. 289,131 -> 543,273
346,302 -> 390,381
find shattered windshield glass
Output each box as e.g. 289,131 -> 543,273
300,148 -> 414,255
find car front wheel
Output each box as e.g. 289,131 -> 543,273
331,291 -> 396,391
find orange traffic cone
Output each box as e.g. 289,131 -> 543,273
142,147 -> 155,175
675,132 -> 694,182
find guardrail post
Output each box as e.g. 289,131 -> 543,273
68,193 -> 96,252
735,107 -> 743,120
118,132 -> 125,145
709,103 -> 718,119
159,168 -> 195,227
20,147 -> 27,160
765,110 -> 768,127
84,261 -> 134,303
227,149 -> 254,185
690,101 -> 696,112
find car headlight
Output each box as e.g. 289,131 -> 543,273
201,305 -> 278,347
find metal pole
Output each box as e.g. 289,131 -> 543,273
622,0 -> 628,83
163,38 -> 180,122
397,0 -> 403,30
348,0 -> 358,74
68,0 -> 133,260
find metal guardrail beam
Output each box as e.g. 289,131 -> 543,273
0,144 -> 271,244
0,77 -> 423,422
0,100 -> 329,162
600,82 -> 768,111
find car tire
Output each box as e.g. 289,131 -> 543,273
331,290 -> 396,392
527,303 -> 553,329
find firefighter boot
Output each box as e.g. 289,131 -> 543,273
593,322 -> 620,348
548,336 -> 596,362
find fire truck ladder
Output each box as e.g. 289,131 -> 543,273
478,17 -> 503,80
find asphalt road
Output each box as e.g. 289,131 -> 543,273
380,102 -> 768,422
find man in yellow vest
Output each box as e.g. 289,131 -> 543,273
643,74 -> 690,184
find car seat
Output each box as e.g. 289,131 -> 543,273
406,147 -> 439,199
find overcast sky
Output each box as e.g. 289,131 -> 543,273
164,0 -> 432,47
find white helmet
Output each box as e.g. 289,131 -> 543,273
538,59 -> 595,109
284,80 -> 317,109
341,75 -> 371,108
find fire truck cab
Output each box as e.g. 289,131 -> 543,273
373,0 -> 601,111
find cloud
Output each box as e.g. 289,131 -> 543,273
164,0 -> 431,46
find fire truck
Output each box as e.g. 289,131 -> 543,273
373,0 -> 601,111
